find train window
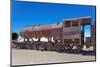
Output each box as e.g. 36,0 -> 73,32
72,21 -> 79,26
64,21 -> 71,27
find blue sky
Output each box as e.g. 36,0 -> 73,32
12,0 -> 96,37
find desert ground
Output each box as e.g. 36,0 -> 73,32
12,49 -> 95,66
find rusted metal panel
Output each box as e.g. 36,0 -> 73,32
22,28 -> 63,39
63,27 -> 81,39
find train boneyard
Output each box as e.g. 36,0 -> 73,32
12,17 -> 96,55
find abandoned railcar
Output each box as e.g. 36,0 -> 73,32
12,16 -> 95,51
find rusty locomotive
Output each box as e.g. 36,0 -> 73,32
12,17 -> 96,53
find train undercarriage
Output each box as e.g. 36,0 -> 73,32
12,40 -> 96,55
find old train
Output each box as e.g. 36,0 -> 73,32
12,17 -> 96,53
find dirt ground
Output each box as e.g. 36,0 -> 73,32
12,49 -> 95,66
